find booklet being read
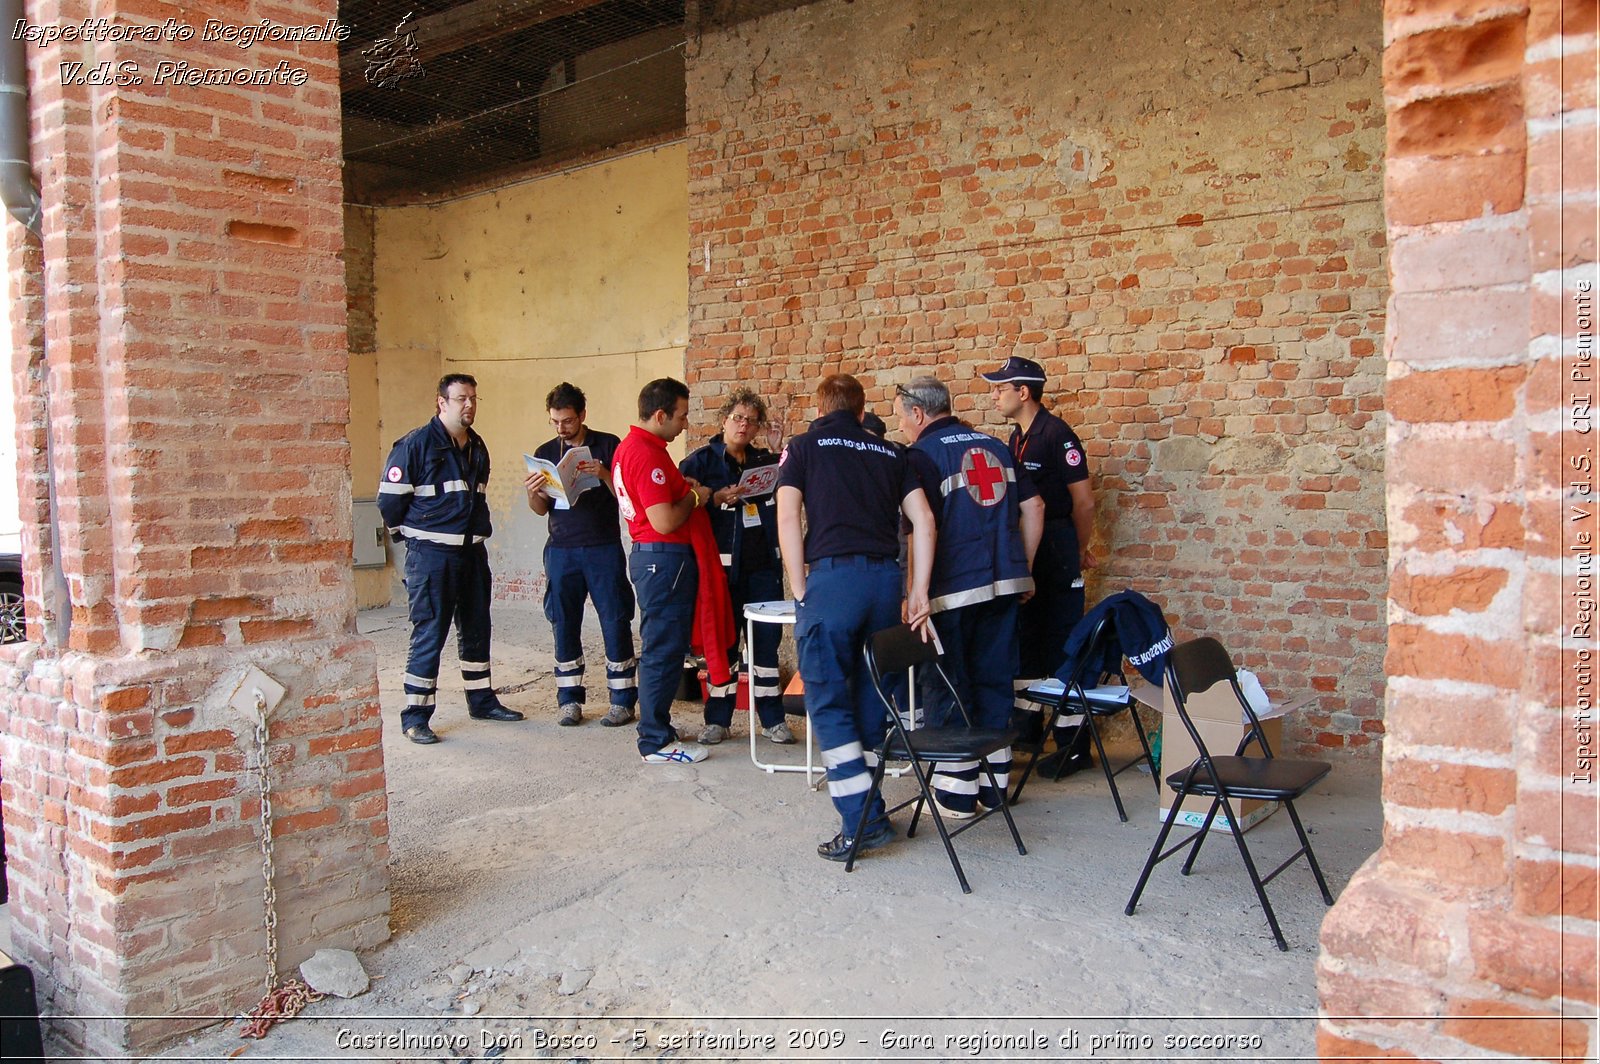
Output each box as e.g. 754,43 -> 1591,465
523,446 -> 601,509
734,461 -> 781,498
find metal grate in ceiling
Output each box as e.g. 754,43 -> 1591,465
340,0 -> 688,203
339,0 -> 827,203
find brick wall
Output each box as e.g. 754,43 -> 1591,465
1318,0 -> 1597,1059
0,0 -> 389,1055
685,0 -> 1390,757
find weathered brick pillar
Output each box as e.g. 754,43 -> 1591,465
1318,1 -> 1596,1059
0,0 -> 390,1056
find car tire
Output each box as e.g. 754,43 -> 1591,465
0,577 -> 23,644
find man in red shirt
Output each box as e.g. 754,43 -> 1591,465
612,378 -> 714,764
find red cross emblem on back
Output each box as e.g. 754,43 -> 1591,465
963,447 -> 1007,507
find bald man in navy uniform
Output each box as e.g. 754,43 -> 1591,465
895,375 -> 1042,817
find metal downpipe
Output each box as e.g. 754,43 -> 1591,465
0,0 -> 39,236
0,0 -> 70,646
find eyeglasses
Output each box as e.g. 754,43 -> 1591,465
443,393 -> 478,405
726,413 -> 761,426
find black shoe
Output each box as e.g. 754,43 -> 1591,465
1010,710 -> 1045,748
404,724 -> 440,745
1037,747 -> 1090,778
817,822 -> 897,862
470,705 -> 525,722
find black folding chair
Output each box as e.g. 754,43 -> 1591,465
1009,613 -> 1157,818
845,624 -> 1028,893
1124,637 -> 1335,950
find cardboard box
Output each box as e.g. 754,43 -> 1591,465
1132,682 -> 1315,834
1157,713 -> 1283,832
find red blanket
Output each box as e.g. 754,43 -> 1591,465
687,506 -> 735,688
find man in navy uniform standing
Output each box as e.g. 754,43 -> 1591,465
679,386 -> 794,746
524,382 -> 638,729
777,373 -> 937,861
378,373 -> 524,745
983,356 -> 1098,773
895,376 -> 1043,817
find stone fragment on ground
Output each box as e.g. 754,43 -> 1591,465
558,968 -> 593,996
299,948 -> 370,998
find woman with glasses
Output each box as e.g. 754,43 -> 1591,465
678,388 -> 795,746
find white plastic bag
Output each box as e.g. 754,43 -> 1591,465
1235,668 -> 1273,718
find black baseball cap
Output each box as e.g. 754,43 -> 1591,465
979,356 -> 1047,386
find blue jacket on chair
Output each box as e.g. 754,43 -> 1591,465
1056,589 -> 1172,686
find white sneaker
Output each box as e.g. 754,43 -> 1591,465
932,798 -> 977,821
698,724 -> 730,745
642,741 -> 710,765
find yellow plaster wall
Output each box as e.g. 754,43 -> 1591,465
347,348 -> 392,608
370,143 -> 689,596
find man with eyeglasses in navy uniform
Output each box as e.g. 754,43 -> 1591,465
895,375 -> 1043,819
378,373 -> 525,745
777,373 -> 937,861
982,355 -> 1099,775
679,386 -> 794,746
524,381 -> 638,729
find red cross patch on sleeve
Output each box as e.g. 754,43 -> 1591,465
1064,447 -> 1082,467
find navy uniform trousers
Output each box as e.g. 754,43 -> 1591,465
1015,522 -> 1090,756
924,595 -> 1020,813
401,542 -> 499,730
544,543 -> 638,712
627,542 -> 698,756
703,565 -> 786,730
795,556 -> 902,835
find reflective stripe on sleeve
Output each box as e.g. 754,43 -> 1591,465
396,526 -> 467,546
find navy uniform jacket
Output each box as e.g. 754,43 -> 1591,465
1007,408 -> 1089,564
1008,408 -> 1088,517
680,437 -> 780,573
377,416 -> 492,549
1058,590 -> 1171,686
776,410 -> 915,562
907,416 -> 1036,613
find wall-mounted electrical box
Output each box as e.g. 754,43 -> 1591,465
352,499 -> 388,569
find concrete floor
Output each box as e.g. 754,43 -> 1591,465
39,599 -> 1380,1062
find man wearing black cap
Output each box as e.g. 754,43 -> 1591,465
981,355 -> 1098,774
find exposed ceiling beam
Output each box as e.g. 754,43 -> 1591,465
341,0 -> 609,93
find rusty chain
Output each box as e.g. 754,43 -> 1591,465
237,690 -> 324,1040
253,691 -> 277,994
239,979 -> 323,1040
